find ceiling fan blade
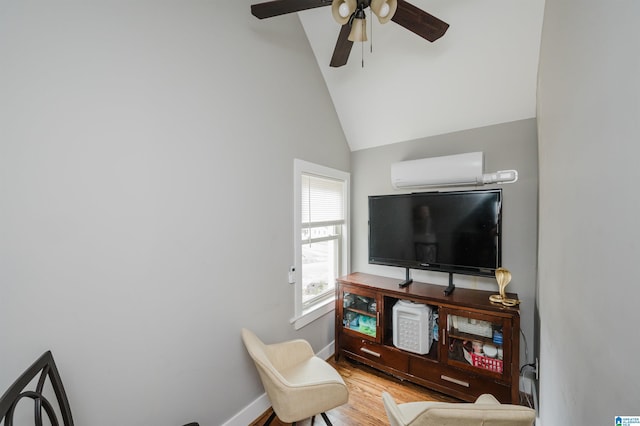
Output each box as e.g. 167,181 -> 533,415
329,23 -> 354,67
391,0 -> 449,42
251,0 -> 332,19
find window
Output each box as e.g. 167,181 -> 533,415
292,159 -> 350,330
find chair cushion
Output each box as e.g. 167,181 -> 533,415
397,401 -> 441,424
280,356 -> 346,387
401,402 -> 536,426
271,356 -> 349,422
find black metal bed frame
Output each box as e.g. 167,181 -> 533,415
0,351 -> 199,426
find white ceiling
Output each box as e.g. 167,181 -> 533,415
297,0 -> 545,151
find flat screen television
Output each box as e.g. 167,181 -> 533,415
368,189 -> 502,293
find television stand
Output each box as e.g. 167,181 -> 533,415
398,268 -> 413,288
443,273 -> 455,296
335,272 -> 521,404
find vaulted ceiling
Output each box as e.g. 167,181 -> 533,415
296,0 -> 545,151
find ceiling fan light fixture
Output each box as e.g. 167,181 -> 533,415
331,0 -> 357,25
370,0 -> 397,24
347,9 -> 367,42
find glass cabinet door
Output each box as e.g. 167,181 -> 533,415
442,308 -> 511,379
341,287 -> 380,342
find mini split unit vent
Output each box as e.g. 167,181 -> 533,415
390,152 -> 518,189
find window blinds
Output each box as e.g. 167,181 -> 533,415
301,174 -> 345,226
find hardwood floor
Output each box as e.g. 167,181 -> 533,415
249,356 -> 460,426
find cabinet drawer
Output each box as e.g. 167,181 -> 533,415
341,334 -> 409,372
409,357 -> 511,403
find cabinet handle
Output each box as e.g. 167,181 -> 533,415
442,328 -> 446,345
360,347 -> 382,358
441,375 -> 470,388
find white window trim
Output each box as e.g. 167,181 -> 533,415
291,159 -> 350,330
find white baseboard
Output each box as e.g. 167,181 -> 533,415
222,340 -> 336,426
317,339 -> 336,361
221,393 -> 272,426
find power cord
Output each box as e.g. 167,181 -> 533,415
519,363 -> 537,409
520,362 -> 536,374
520,329 -> 529,363
518,330 -> 537,409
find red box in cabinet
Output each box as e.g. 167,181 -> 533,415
467,351 -> 503,373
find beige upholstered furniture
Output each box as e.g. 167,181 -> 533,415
382,391 -> 536,426
241,328 -> 349,426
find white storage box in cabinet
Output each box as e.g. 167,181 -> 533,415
393,300 -> 433,354
450,315 -> 493,338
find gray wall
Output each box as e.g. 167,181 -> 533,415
537,1 -> 640,424
351,118 -> 539,368
0,2 -> 349,425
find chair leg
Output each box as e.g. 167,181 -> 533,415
320,412 -> 333,426
264,411 -> 277,426
311,415 -> 316,425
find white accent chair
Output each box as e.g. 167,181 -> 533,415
382,391 -> 536,426
241,328 -> 349,425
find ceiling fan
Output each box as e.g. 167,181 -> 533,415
250,0 -> 449,67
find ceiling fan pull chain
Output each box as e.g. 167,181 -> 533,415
370,15 -> 373,53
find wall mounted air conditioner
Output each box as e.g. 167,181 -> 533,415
390,152 -> 518,189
